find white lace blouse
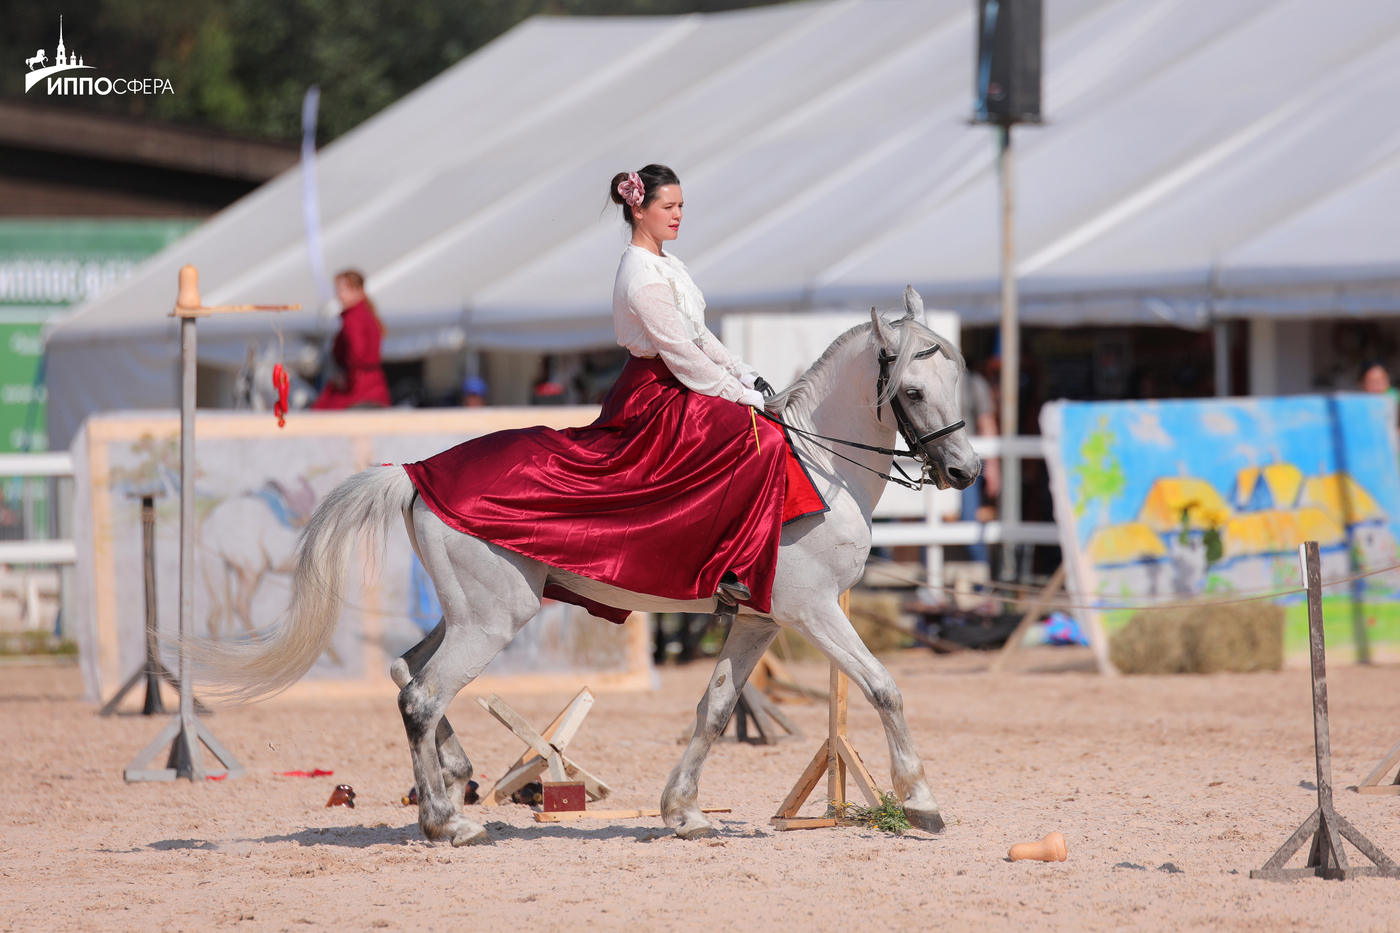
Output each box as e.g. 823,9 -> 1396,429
612,244 -> 753,402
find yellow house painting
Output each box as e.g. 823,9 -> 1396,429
1089,462 -> 1394,597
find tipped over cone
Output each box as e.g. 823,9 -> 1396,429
1009,831 -> 1067,862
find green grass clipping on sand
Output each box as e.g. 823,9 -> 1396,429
831,792 -> 911,835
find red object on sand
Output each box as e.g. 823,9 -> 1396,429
326,785 -> 356,808
310,300 -> 391,410
403,356 -> 825,622
542,781 -> 586,812
278,769 -> 334,778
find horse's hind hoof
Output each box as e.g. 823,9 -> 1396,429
450,824 -> 492,847
906,808 -> 945,833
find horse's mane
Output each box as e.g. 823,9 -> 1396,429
769,317 -> 964,415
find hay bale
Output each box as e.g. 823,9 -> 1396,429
772,591 -> 913,661
1109,608 -> 1192,674
1110,602 -> 1283,674
846,591 -> 914,655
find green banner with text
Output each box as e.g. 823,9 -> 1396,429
0,219 -> 197,451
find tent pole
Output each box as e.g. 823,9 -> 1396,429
997,124 -> 1020,582
1214,320 -> 1231,397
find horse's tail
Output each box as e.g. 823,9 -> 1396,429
191,466 -> 417,703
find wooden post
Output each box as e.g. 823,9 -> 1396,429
123,266 -> 290,782
101,493 -> 205,716
827,661 -> 848,812
1250,541 -> 1399,880
988,563 -> 1064,672
770,590 -> 882,831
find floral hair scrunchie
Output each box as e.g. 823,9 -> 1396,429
618,172 -> 645,208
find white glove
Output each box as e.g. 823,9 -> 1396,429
740,372 -> 758,390
737,388 -> 765,409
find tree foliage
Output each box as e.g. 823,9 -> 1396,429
2,0 -> 785,142
1072,416 -> 1126,518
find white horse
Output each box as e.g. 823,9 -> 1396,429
197,288 -> 981,846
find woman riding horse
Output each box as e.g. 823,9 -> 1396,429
195,168 -> 980,847
404,164 -> 824,621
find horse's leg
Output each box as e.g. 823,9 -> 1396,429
390,620 -> 474,813
399,510 -> 544,846
202,562 -> 226,640
661,613 -> 779,839
789,605 -> 944,832
234,568 -> 261,635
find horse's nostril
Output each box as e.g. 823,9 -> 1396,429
946,467 -> 970,487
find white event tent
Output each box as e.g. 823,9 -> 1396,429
46,0 -> 1400,447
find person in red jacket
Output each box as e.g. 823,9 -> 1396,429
312,270 -> 392,410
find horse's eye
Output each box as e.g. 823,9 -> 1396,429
905,388 -> 923,401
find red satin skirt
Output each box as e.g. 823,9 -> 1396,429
403,356 -> 826,622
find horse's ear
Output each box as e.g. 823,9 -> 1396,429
902,285 -> 925,322
870,306 -> 897,349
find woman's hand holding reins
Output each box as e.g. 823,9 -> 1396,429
741,371 -> 776,399
737,388 -> 766,409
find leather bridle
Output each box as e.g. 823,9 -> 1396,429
876,345 -> 967,453
760,341 -> 966,491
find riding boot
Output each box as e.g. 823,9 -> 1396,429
715,571 -> 751,610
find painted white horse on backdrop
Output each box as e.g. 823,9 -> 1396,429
196,287 -> 981,846
201,479 -> 318,640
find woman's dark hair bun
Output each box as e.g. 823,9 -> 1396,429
608,173 -> 631,207
607,164 -> 681,230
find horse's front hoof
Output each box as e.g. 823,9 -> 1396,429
905,807 -> 945,834
450,820 -> 492,847
674,821 -> 718,840
665,806 -> 717,839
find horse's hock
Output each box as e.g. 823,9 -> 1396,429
1109,603 -> 1284,674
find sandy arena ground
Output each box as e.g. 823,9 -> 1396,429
3,648 -> 1399,932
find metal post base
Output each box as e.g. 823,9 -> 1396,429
123,713 -> 246,783
98,660 -> 211,717
1250,542 -> 1399,881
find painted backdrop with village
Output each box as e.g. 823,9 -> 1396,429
1043,394 -> 1400,656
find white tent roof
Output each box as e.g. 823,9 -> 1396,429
45,0 -> 1400,443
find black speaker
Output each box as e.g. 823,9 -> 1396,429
974,0 -> 1042,125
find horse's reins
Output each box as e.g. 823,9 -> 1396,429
758,343 -> 966,491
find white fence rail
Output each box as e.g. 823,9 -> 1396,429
0,453 -> 76,565
870,436 -> 1058,585
0,439 -> 1059,573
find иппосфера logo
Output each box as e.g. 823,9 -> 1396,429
24,15 -> 173,97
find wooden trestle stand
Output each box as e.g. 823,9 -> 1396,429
1357,739 -> 1400,796
771,593 -> 883,830
1249,541 -> 1400,880
123,265 -> 298,782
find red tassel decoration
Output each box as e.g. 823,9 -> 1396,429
272,363 -> 290,428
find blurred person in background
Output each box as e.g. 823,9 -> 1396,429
312,270 -> 391,410
959,358 -> 1000,562
1361,359 -> 1396,398
1360,359 -> 1399,426
462,375 -> 488,407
